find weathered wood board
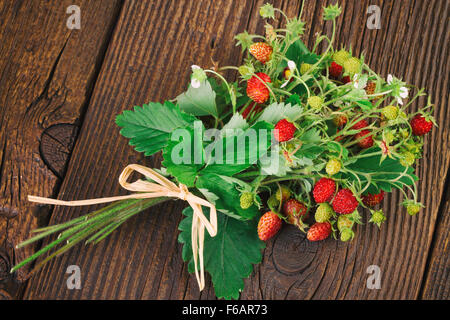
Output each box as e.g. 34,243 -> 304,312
0,0 -> 447,300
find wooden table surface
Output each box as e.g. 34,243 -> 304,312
0,0 -> 448,300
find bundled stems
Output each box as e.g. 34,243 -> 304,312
11,197 -> 168,274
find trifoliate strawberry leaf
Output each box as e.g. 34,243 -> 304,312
201,121 -> 274,176
178,207 -> 265,300
220,113 -> 249,134
116,101 -> 197,156
177,80 -> 219,117
258,102 -> 303,124
196,173 -> 259,220
285,39 -> 320,66
162,124 -> 204,187
299,128 -> 322,143
344,147 -> 418,193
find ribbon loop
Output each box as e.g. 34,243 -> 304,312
27,164 -> 217,291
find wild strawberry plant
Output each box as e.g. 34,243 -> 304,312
13,3 -> 436,300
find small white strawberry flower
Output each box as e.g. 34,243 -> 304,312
287,60 -> 296,71
281,60 -> 296,88
387,74 -> 394,84
387,74 -> 408,105
353,74 -> 360,89
352,73 -> 367,89
190,65 -> 207,88
191,78 -> 201,88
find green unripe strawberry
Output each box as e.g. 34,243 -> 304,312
238,65 -> 254,79
407,203 -> 421,215
240,192 -> 254,209
267,194 -> 280,211
340,228 -> 354,242
315,203 -> 334,223
399,128 -> 409,139
300,63 -> 312,75
275,186 -> 291,202
400,151 -> 415,167
332,49 -> 351,66
384,130 -> 396,144
307,96 -> 324,110
382,105 -> 399,120
326,158 -> 341,176
343,57 -> 361,76
369,209 -> 386,228
337,215 -> 353,231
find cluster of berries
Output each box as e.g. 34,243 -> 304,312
241,42 -> 434,243
256,177 -> 385,242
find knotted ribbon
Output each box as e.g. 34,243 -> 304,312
28,164 -> 217,291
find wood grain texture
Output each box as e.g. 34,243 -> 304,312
420,180 -> 449,299
0,0 -> 122,298
18,0 -> 449,300
23,0 -> 270,300
241,0 -> 450,300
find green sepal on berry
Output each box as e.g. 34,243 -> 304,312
323,3 -> 342,21
402,200 -> 424,216
259,3 -> 275,19
235,31 -> 256,52
369,209 -> 386,228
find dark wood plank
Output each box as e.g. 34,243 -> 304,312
241,0 -> 450,300
420,180 -> 449,300
22,0 -> 449,300
0,0 -> 122,299
23,0 -> 273,300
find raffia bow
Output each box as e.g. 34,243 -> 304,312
28,164 -> 217,291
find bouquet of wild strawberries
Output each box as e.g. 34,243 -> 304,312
13,3 -> 436,299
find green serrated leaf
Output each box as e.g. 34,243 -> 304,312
257,102 -> 303,124
300,128 -> 322,143
116,101 -> 197,156
196,174 -> 259,220
178,207 -> 265,300
202,121 -> 274,176
177,81 -> 219,117
162,123 -> 204,187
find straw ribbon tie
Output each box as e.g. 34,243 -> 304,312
28,164 -> 217,291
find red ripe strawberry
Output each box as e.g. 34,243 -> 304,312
249,42 -> 273,64
365,81 -> 376,95
242,102 -> 263,119
258,211 -> 282,241
313,178 -> 336,203
247,72 -> 271,104
355,129 -> 374,149
307,222 -> 332,241
362,190 -> 385,207
329,62 -> 343,78
274,119 -> 296,142
410,114 -> 433,136
333,114 -> 347,128
342,75 -> 351,84
351,119 -> 369,130
283,199 -> 308,225
332,189 -> 358,214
